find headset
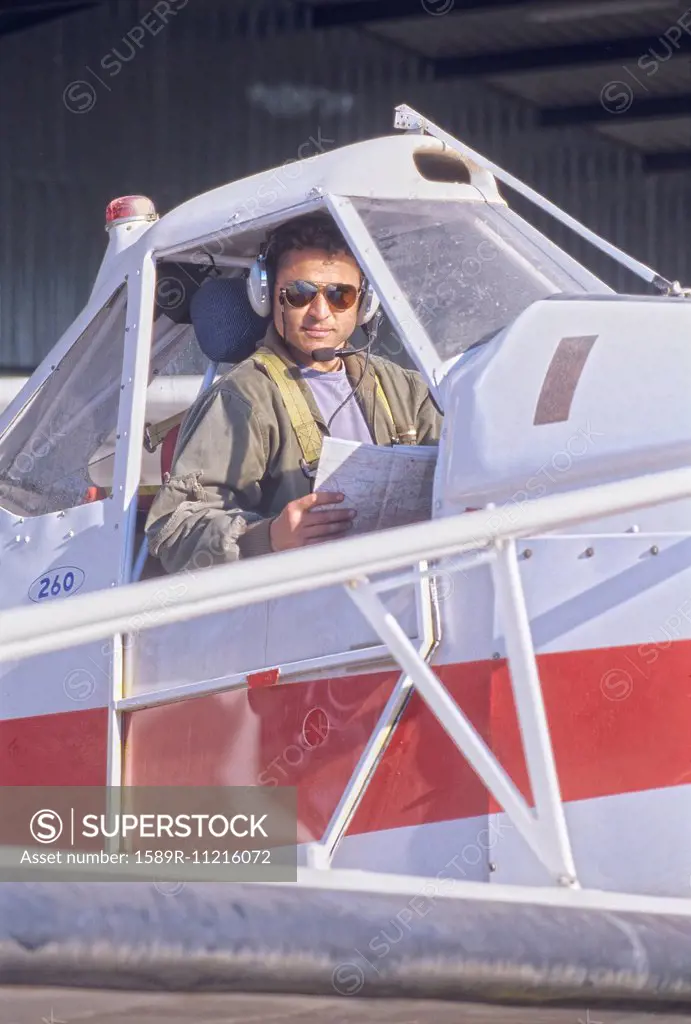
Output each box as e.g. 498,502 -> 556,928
246,236 -> 381,326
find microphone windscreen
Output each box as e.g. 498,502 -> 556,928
312,346 -> 361,362
312,347 -> 339,362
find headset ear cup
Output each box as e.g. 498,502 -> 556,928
247,257 -> 272,317
356,282 -> 380,326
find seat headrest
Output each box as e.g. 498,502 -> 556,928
190,276 -> 270,364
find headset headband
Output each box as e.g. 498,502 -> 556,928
246,231 -> 380,326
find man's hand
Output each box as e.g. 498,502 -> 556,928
270,492 -> 356,552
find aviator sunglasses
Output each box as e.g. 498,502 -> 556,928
280,279 -> 362,312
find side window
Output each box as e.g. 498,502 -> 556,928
0,284 -> 127,516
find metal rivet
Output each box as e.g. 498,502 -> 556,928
650,545 -> 659,556
628,525 -> 639,534
14,535 -> 21,543
66,530 -> 74,539
23,536 -> 30,543
489,862 -> 497,872
492,652 -> 501,660
522,548 -> 532,559
584,547 -> 594,558
110,581 -> 116,587
434,500 -> 442,510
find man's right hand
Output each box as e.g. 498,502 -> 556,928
269,492 -> 357,552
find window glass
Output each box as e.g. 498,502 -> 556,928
150,262 -> 238,378
352,198 -> 612,363
0,285 -> 127,516
150,260 -> 208,377
150,320 -> 207,377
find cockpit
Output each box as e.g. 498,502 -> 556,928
0,193 -> 610,550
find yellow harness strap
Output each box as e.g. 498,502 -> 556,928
374,374 -> 396,435
143,350 -> 400,468
253,349 -> 324,465
253,348 -> 397,465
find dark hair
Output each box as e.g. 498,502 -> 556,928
266,213 -> 359,279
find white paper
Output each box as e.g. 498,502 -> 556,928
313,437 -> 438,534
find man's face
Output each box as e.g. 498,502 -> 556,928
272,247 -> 362,366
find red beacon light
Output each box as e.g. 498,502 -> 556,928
105,195 -> 158,229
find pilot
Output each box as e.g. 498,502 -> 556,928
145,212 -> 442,573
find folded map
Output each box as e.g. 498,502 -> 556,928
313,437 -> 438,535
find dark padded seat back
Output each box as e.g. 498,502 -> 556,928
190,276 -> 270,364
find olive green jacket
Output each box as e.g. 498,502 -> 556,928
145,325 -> 442,573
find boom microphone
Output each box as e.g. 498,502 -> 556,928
311,346 -> 359,362
312,312 -> 385,428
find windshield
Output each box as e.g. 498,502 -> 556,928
0,285 -> 126,516
352,198 -> 612,363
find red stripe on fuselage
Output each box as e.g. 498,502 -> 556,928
8,642 -> 688,830
121,641 -> 691,838
0,707 -> 108,786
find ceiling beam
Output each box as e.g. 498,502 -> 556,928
434,35 -> 691,77
0,0 -> 94,36
643,150 -> 691,172
0,0 -> 82,9
540,93 -> 691,126
306,0 -> 535,29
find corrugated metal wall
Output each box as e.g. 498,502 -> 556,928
1,0 -> 689,369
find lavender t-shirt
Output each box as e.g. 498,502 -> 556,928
300,366 -> 373,444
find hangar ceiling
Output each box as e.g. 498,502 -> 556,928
299,0 -> 691,173
2,0 -> 689,172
